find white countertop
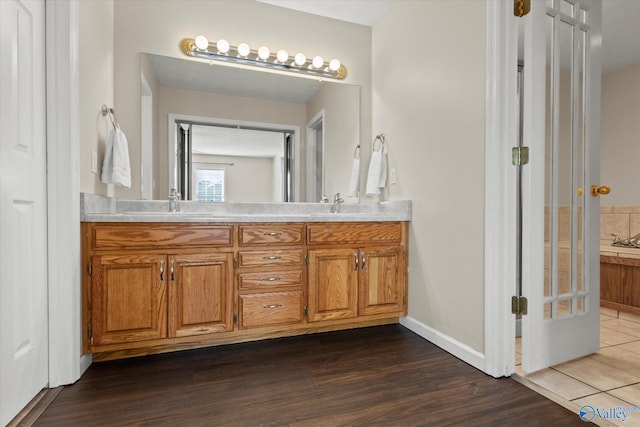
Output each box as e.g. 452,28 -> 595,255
80,194 -> 412,223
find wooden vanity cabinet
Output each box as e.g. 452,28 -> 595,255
236,224 -> 306,330
82,220 -> 408,361
307,222 -> 407,322
85,223 -> 234,349
600,255 -> 640,315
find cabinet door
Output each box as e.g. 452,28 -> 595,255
307,248 -> 358,322
358,246 -> 406,316
168,253 -> 234,337
92,254 -> 167,345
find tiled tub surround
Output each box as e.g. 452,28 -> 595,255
601,205 -> 640,244
80,193 -> 412,223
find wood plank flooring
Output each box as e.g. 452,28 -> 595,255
33,325 -> 583,426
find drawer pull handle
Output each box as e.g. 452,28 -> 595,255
263,232 -> 283,236
263,304 -> 283,309
160,259 -> 165,281
354,252 -> 359,271
262,255 -> 282,260
361,251 -> 366,270
261,276 -> 283,282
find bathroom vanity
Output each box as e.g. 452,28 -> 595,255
600,247 -> 640,315
81,196 -> 411,361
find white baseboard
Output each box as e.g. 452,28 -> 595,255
400,316 -> 486,373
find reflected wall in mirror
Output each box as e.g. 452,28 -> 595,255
140,53 -> 360,202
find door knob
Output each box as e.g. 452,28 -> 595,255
591,185 -> 610,197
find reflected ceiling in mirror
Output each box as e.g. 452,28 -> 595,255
148,54 -> 324,104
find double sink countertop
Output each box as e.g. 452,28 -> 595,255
81,194 -> 412,223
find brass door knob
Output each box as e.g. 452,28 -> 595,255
591,185 -> 611,197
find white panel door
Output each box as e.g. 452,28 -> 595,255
521,0 -> 602,372
0,0 -> 49,423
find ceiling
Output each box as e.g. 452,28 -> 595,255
258,0 -> 640,75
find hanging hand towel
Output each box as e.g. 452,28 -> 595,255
366,150 -> 382,196
365,134 -> 387,196
101,127 -> 131,188
347,145 -> 360,197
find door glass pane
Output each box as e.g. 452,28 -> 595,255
544,3 -> 588,318
544,14 -> 554,300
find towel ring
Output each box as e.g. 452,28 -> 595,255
372,133 -> 385,152
101,104 -> 120,129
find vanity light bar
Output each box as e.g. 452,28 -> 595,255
180,36 -> 347,80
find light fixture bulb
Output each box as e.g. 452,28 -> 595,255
312,56 -> 324,69
258,46 -> 270,60
276,49 -> 288,63
294,53 -> 306,66
329,59 -> 341,72
216,39 -> 230,54
237,43 -> 250,58
194,35 -> 209,51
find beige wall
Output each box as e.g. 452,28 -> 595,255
79,0 -> 113,196
601,62 -> 640,206
112,0 -> 372,200
372,0 -> 487,352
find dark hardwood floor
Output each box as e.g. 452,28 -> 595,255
33,325 -> 583,426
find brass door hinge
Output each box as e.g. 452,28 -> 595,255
512,146 -> 529,166
512,296 -> 528,316
514,0 -> 531,17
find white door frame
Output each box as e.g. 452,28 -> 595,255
46,0 -> 90,387
483,0 -> 519,378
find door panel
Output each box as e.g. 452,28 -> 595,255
521,0 -> 601,372
0,0 -> 48,423
168,253 -> 234,337
358,246 -> 405,316
307,248 -> 358,322
92,254 -> 167,345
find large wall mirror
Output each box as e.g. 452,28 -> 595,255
140,53 -> 360,202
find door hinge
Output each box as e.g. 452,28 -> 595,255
512,296 -> 528,316
514,0 -> 531,17
512,146 -> 529,166
88,262 -> 92,276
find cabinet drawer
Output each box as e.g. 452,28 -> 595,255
238,249 -> 303,267
239,291 -> 303,329
238,224 -> 304,245
91,224 -> 233,249
307,222 -> 402,245
238,269 -> 304,290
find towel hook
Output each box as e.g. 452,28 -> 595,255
372,133 -> 385,152
101,104 -> 120,129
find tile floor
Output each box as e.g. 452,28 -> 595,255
514,307 -> 640,426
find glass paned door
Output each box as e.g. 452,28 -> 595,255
521,0 -> 602,373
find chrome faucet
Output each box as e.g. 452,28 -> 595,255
169,188 -> 181,212
331,192 -> 344,213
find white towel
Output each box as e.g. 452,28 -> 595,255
347,147 -> 360,197
101,127 -> 131,188
366,150 -> 383,196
